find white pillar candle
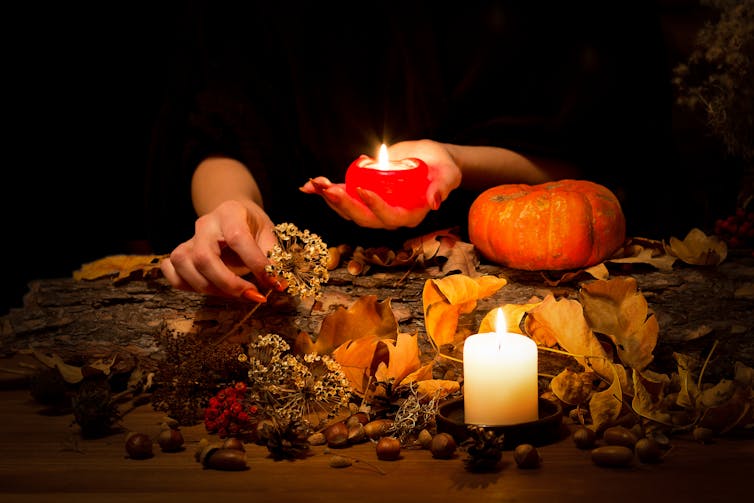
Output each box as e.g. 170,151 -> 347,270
463,309 -> 539,426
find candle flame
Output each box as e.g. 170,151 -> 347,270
377,144 -> 390,170
495,308 -> 506,335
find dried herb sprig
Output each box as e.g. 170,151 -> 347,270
387,383 -> 441,444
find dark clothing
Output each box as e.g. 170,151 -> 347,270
146,1 -> 674,253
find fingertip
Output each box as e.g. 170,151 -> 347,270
241,288 -> 268,303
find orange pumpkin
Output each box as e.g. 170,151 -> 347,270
467,179 -> 626,271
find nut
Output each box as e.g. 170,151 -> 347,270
326,247 -> 341,270
603,426 -> 638,449
363,419 -> 394,440
375,436 -> 401,461
591,445 -> 634,467
417,429 -> 433,449
430,433 -> 457,459
157,426 -> 184,452
203,448 -> 248,471
125,432 -> 153,460
513,444 -> 542,469
222,437 -> 246,451
347,423 -> 367,444
572,426 -> 597,449
635,437 -> 664,464
324,421 -> 349,448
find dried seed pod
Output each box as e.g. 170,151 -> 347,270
513,444 -> 541,469
591,445 -> 634,467
329,455 -> 353,468
430,433 -> 457,459
572,426 -> 597,449
125,432 -> 153,460
203,448 -> 248,471
375,436 -> 401,461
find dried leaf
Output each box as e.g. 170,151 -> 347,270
374,332 -> 422,386
422,274 -> 507,348
579,277 -> 659,371
32,351 -> 84,384
525,295 -> 613,379
332,336 -> 382,395
588,363 -> 625,432
298,295 -> 398,355
73,254 -> 167,282
413,378 -> 460,399
478,301 -> 542,335
606,247 -> 677,271
550,369 -> 595,405
632,369 -> 675,426
665,227 -> 727,266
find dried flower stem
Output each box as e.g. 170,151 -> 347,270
213,288 -> 273,346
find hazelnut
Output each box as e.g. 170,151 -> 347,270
430,433 -> 457,459
125,432 -> 153,460
324,421 -> 349,448
157,425 -> 184,452
513,444 -> 541,469
375,436 -> 401,461
417,429 -> 433,449
572,426 -> 597,449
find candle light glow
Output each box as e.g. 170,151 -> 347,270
463,309 -> 539,426
345,144 -> 430,209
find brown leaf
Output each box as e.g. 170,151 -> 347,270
665,227 -> 727,266
579,277 -> 658,371
302,295 -> 398,355
525,295 -> 613,379
606,247 -> 677,271
73,254 -> 167,282
374,332 -> 422,386
332,336 -> 382,395
632,369 -> 675,426
550,368 -> 595,405
588,363 -> 625,432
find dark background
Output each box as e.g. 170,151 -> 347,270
2,1 -> 743,315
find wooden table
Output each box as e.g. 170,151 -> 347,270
1,387 -> 752,503
1,252 -> 753,502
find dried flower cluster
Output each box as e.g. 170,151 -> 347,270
242,333 -> 352,432
673,0 -> 754,162
387,384 -> 441,444
265,222 -> 330,299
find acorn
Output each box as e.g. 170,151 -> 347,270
364,419 -> 394,440
591,445 -> 634,467
222,437 -> 246,451
603,425 -> 638,449
635,437 -> 664,464
375,436 -> 401,460
125,432 -> 153,460
430,433 -> 457,459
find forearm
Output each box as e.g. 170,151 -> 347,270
446,144 -> 581,190
191,156 -> 264,216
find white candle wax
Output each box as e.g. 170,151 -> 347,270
463,330 -> 539,426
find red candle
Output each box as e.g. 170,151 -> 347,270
346,144 -> 430,209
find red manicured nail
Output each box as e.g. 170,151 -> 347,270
241,288 -> 267,303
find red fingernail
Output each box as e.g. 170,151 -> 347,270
241,288 -> 267,303
432,192 -> 442,210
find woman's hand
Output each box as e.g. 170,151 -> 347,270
160,199 -> 280,302
299,139 -> 461,229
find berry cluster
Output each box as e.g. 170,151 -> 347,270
714,208 -> 754,249
204,382 -> 258,438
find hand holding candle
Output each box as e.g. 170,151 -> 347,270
463,308 -> 539,426
345,144 -> 431,209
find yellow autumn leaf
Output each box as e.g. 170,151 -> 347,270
588,362 -> 625,432
665,227 -> 727,266
550,368 -> 595,405
413,378 -> 460,400
332,335 -> 382,395
374,332 -> 422,386
606,247 -> 677,271
478,301 -> 542,335
73,254 -> 167,281
632,369 -> 675,426
422,274 -> 507,348
579,276 -> 659,371
525,295 -> 613,379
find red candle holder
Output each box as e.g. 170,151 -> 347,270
345,150 -> 430,209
